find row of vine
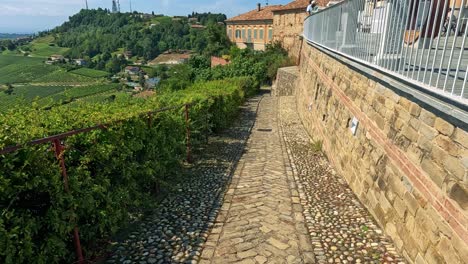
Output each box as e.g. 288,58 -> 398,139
0,77 -> 258,263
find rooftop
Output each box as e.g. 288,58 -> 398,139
226,4 -> 282,22
273,0 -> 333,12
273,0 -> 310,11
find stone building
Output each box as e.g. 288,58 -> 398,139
226,0 -> 334,53
225,4 -> 281,51
272,0 -> 333,61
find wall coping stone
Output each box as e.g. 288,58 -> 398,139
305,40 -> 468,131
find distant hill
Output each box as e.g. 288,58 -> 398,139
0,33 -> 31,40
1,10 -> 230,75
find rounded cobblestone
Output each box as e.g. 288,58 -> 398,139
105,98 -> 260,264
278,96 -> 405,264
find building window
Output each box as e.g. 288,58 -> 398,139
259,29 -> 264,40
228,29 -> 232,39
254,29 -> 258,39
268,28 -> 273,40
247,29 -> 252,42
235,29 -> 241,38
242,29 -> 246,39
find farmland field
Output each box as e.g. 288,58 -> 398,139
0,85 -> 70,112
0,63 -> 57,84
0,55 -> 44,68
0,83 -> 121,112
0,55 -> 99,84
35,83 -> 121,106
24,36 -> 70,57
35,69 -> 97,83
71,68 -> 110,78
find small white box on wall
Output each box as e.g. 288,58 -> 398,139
350,117 -> 359,136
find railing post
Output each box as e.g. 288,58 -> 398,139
53,139 -> 84,264
148,113 -> 153,128
184,104 -> 193,164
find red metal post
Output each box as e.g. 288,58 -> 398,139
148,113 -> 153,128
53,139 -> 85,264
184,104 -> 193,163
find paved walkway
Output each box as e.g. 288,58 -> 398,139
278,96 -> 404,264
200,93 -> 404,264
200,95 -> 314,264
107,92 -> 404,264
106,98 -> 260,264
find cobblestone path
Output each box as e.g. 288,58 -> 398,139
201,95 -> 315,264
107,92 -> 405,264
106,97 -> 260,264
277,96 -> 404,264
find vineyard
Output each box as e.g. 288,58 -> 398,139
0,84 -> 121,112
35,69 -> 97,83
0,55 -> 44,68
0,77 -> 258,263
36,83 -> 121,106
0,55 -> 107,85
0,85 -> 70,112
71,68 -> 110,78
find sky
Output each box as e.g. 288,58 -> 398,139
0,0 -> 294,33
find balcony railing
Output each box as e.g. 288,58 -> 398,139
304,0 -> 468,103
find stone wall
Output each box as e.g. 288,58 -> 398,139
273,10 -> 307,61
273,66 -> 298,96
294,43 -> 468,263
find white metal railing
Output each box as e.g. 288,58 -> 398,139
304,0 -> 468,103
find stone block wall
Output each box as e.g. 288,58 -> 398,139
273,66 -> 299,97
295,43 -> 468,263
273,10 -> 307,61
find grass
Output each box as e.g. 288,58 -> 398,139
28,43 -> 69,58
23,36 -> 70,58
311,140 -> 323,153
71,68 -> 110,78
150,16 -> 172,24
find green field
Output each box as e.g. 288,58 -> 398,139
0,55 -> 44,68
71,68 -> 110,78
0,55 -> 102,84
0,83 -> 121,112
0,85 -> 70,112
35,83 -> 120,106
0,63 -> 57,84
36,69 -> 97,83
23,36 -> 70,58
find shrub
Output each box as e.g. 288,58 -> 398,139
0,77 -> 255,263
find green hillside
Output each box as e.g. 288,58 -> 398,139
0,83 -> 122,112
71,68 -> 110,78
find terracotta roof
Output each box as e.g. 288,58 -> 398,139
274,0 -> 332,11
226,5 -> 282,22
274,0 -> 310,11
211,56 -> 230,67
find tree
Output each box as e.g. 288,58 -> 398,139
4,83 -> 14,95
139,73 -> 145,88
189,55 -> 210,69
